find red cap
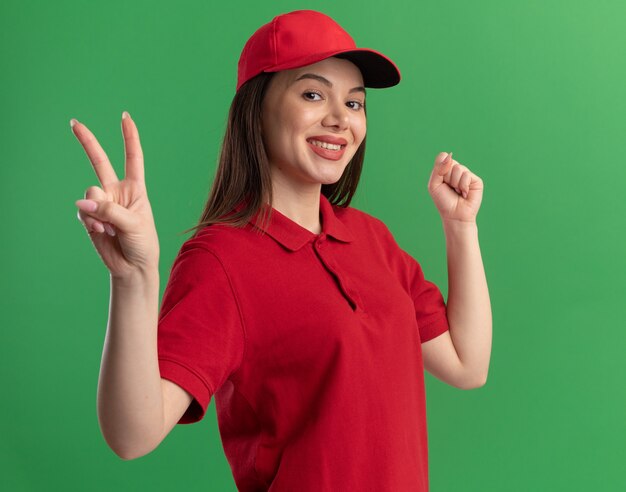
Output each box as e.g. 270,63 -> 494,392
236,9 -> 401,92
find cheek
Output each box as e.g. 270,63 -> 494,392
353,118 -> 367,144
263,113 -> 288,149
291,108 -> 318,132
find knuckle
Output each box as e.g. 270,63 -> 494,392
85,186 -> 101,198
126,150 -> 143,160
77,210 -> 92,224
79,214 -> 92,227
91,156 -> 108,168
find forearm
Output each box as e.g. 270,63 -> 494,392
443,220 -> 492,384
97,269 -> 164,459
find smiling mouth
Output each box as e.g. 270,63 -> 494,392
306,138 -> 346,151
306,139 -> 347,162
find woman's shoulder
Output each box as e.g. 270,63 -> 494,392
333,203 -> 395,241
175,221 -> 257,258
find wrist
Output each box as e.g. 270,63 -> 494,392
111,266 -> 159,288
442,219 -> 478,233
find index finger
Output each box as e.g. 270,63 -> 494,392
70,119 -> 120,189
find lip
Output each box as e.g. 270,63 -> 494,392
306,139 -> 346,161
307,135 -> 348,146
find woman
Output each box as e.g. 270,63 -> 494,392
72,9 -> 491,491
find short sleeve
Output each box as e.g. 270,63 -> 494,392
399,247 -> 450,343
372,216 -> 450,344
157,245 -> 245,424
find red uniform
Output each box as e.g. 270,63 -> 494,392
157,193 -> 449,491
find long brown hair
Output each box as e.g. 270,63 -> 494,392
181,65 -> 368,239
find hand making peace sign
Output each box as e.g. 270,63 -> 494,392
72,112 -> 160,279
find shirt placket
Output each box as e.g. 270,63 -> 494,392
313,233 -> 366,315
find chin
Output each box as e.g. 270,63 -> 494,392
316,174 -> 346,186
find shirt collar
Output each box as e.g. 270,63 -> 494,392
233,193 -> 354,251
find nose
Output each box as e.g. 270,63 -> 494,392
321,99 -> 350,131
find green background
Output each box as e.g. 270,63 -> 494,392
2,0 -> 625,490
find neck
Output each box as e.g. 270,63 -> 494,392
269,182 -> 323,235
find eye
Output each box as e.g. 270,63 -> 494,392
347,101 -> 365,111
302,91 -> 365,111
303,91 -> 323,101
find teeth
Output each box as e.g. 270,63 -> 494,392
308,139 -> 343,151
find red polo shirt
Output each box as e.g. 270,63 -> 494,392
157,193 -> 449,491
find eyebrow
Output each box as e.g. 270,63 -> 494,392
293,73 -> 366,95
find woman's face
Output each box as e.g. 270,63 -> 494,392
261,56 -> 367,194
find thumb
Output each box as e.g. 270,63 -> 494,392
428,152 -> 453,189
75,198 -> 135,233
